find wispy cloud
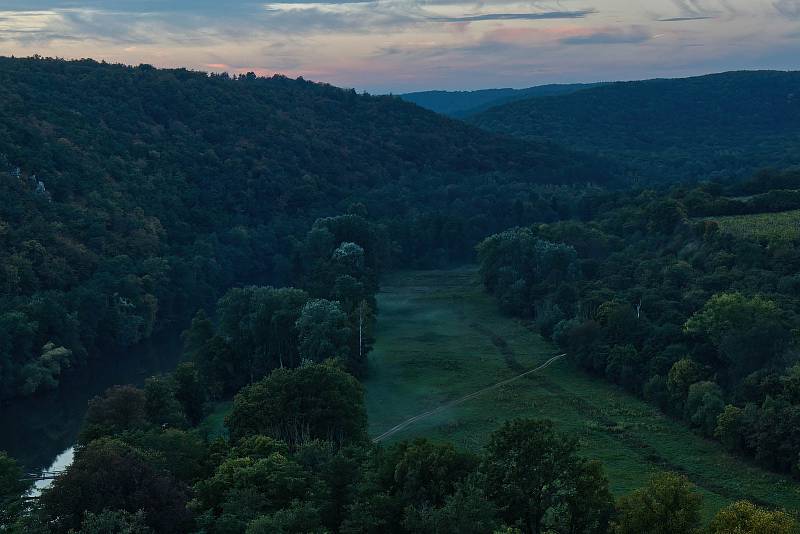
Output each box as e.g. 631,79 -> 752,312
561,26 -> 651,45
0,9 -> 155,45
774,0 -> 800,19
671,0 -> 712,16
657,16 -> 714,21
0,1 -> 798,92
429,10 -> 595,23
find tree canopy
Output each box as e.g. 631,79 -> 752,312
225,363 -> 368,447
0,56 -> 608,401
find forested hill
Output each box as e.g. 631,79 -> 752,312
400,83 -> 600,117
0,57 -> 597,199
0,56 -> 608,400
469,71 -> 800,182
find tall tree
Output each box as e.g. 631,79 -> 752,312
40,439 -> 190,533
296,299 -> 351,365
79,385 -> 148,443
684,293 -> 791,382
226,363 -> 367,447
191,452 -> 315,533
75,510 -> 153,534
481,419 -> 612,534
0,451 -> 29,526
181,309 -> 214,362
612,472 -> 703,534
709,500 -> 798,534
143,374 -> 187,428
173,362 -> 207,425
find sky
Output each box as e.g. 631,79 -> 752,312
0,0 -> 799,92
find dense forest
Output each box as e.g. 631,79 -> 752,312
469,71 -> 800,182
2,57 -> 800,533
2,205 -> 796,533
0,57 -> 611,401
399,83 -> 601,117
477,168 -> 800,478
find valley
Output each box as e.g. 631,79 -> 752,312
2,56 -> 800,532
365,268 -> 800,521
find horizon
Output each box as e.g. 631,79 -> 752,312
1,1 -> 799,93
4,3 -> 800,530
397,68 -> 799,93
3,54 -> 795,94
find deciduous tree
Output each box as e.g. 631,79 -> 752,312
481,419 -> 612,534
612,472 -> 702,534
226,363 -> 367,447
709,500 -> 798,534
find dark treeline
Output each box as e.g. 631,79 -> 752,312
477,168 -> 800,478
2,56 -> 800,534
2,283 -> 796,534
687,168 -> 800,216
399,83 -> 603,118
0,56 -> 611,400
470,71 -> 800,183
2,174 -> 799,532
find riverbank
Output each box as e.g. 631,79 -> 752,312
0,331 -> 183,472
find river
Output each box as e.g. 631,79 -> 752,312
0,332 -> 184,479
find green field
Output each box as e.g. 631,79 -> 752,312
199,400 -> 233,440
702,209 -> 800,240
364,268 -> 800,520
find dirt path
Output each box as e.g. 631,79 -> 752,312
372,353 -> 565,443
365,269 -> 800,518
470,323 -> 776,506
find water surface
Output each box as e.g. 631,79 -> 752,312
0,332 -> 183,474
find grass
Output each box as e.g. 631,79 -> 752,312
198,400 -> 233,440
364,267 -> 800,521
701,209 -> 800,240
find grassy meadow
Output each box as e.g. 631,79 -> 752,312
702,209 -> 800,240
364,268 -> 800,520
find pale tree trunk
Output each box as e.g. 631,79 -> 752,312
359,309 -> 363,360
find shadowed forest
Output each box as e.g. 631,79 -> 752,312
2,58 -> 800,533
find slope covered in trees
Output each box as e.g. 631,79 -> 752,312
400,83 -> 601,117
470,71 -> 800,183
0,56 -> 610,400
477,168 -> 800,479
2,56 -> 798,532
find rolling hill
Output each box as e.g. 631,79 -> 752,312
469,71 -> 800,183
0,56 -> 609,400
399,83 -> 601,117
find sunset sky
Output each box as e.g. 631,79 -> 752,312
1,0 -> 799,92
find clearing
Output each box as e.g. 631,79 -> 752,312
700,209 -> 800,240
364,268 -> 800,520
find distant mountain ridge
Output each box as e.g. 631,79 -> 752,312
468,70 -> 800,183
399,83 -> 603,117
